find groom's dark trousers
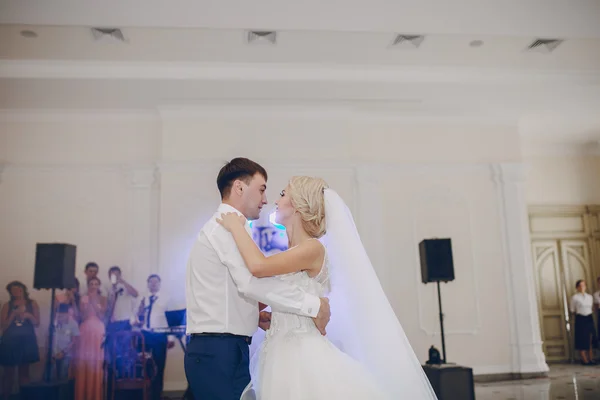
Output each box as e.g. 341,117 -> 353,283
185,333 -> 251,400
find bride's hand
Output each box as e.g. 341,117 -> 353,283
217,212 -> 246,232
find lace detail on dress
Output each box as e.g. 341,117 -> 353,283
257,244 -> 330,377
314,251 -> 331,294
265,250 -> 329,336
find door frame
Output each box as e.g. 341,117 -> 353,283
529,205 -> 600,362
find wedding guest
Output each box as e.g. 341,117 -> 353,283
134,274 -> 175,400
593,277 -> 600,344
80,262 -> 106,296
0,281 -> 40,400
105,266 -> 138,330
570,279 -> 598,365
55,277 -> 81,324
104,265 -> 139,397
75,277 -> 106,400
53,303 -> 80,380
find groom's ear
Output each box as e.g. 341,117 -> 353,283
232,179 -> 244,196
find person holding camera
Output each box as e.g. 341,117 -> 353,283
0,281 -> 40,400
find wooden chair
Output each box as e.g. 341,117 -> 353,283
108,330 -> 156,400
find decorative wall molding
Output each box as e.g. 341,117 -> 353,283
353,165 -> 387,283
491,163 -> 549,374
528,204 -> 588,217
157,102 -> 517,124
3,163 -> 162,285
492,162 -> 528,184
0,109 -> 159,123
520,140 -> 600,158
158,160 -> 497,175
127,165 -> 158,189
1,160 -> 502,180
0,102 -> 524,127
8,107 -> 596,155
125,165 -> 160,286
528,204 -> 591,240
2,163 -> 124,174
491,163 -> 524,372
411,184 -> 482,336
354,165 -> 382,185
2,60 -> 598,86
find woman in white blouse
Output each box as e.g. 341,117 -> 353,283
569,280 -> 598,365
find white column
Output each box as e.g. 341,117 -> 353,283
491,163 -> 548,374
354,165 -> 388,284
127,165 -> 159,289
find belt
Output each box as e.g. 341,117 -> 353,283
190,332 -> 252,345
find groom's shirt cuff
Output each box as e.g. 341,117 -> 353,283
302,294 -> 321,318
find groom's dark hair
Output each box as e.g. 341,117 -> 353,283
217,158 -> 268,200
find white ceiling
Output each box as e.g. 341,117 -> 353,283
2,25 -> 600,70
0,0 -> 599,140
2,0 -> 600,37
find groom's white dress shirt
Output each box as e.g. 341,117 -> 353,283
186,203 -> 321,337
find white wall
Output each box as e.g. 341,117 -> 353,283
0,112 -> 160,379
526,155 -> 600,205
0,108 -> 539,389
382,167 -> 512,369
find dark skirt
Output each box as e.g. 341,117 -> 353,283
598,310 -> 600,340
0,330 -> 40,366
574,314 -> 598,350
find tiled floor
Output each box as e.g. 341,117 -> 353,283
476,364 -> 600,400
132,365 -> 600,400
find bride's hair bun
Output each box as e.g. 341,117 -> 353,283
288,176 -> 328,238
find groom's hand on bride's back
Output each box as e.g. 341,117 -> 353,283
313,297 -> 331,335
258,311 -> 272,331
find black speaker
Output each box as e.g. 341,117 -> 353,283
419,238 -> 454,283
20,379 -> 74,400
422,365 -> 475,400
34,243 -> 77,290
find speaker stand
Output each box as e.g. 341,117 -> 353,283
437,281 -> 447,364
44,287 -> 57,382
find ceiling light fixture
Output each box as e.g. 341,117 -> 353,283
247,31 -> 277,45
20,30 -> 38,38
91,27 -> 126,42
526,38 -> 563,53
390,34 -> 425,49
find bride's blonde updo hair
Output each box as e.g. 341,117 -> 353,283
287,176 -> 329,238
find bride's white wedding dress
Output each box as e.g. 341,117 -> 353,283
248,247 -> 390,400
242,189 -> 437,399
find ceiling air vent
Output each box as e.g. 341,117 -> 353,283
526,38 -> 563,53
247,31 -> 277,45
91,28 -> 126,42
390,34 -> 425,49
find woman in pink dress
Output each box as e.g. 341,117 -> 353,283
75,277 -> 106,400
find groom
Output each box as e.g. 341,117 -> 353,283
184,157 -> 331,400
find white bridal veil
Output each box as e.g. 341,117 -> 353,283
322,189 -> 437,399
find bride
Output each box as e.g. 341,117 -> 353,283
217,176 -> 437,399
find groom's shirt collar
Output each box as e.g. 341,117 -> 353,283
217,203 -> 246,219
